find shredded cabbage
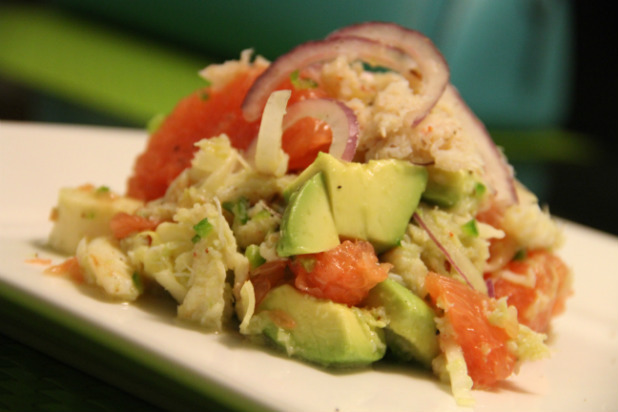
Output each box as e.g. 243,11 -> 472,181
432,317 -> 475,407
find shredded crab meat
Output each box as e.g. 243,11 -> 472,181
316,57 -> 483,173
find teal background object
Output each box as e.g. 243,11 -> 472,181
40,0 -> 573,129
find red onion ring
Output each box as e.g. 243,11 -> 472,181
414,210 -> 487,294
327,22 -> 450,126
443,85 -> 518,208
486,278 -> 495,298
282,98 -> 359,161
242,36 -> 421,122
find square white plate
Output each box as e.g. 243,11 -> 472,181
1,121 -> 617,412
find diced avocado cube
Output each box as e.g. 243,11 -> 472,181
422,167 -> 482,208
283,153 -> 427,254
365,279 -> 439,367
253,284 -> 386,368
277,172 -> 340,257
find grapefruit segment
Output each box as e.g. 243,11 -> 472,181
425,272 -> 517,388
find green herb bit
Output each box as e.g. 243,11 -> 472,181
461,219 -> 479,237
192,218 -> 214,243
361,62 -> 392,73
132,272 -> 144,293
223,197 -> 250,225
474,182 -> 487,198
290,69 -> 318,90
199,91 -> 210,101
252,209 -> 272,221
95,185 -> 110,194
513,249 -> 527,261
245,244 -> 266,269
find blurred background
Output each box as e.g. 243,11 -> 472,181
1,0 -> 616,236
0,2 -> 616,411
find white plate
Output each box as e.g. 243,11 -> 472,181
1,121 -> 617,412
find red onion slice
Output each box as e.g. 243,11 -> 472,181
242,37 -> 421,122
414,210 -> 487,294
443,85 -> 518,208
328,22 -> 450,126
282,98 -> 359,161
485,278 -> 495,298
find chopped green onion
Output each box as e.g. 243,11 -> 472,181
461,219 -> 479,237
474,182 -> 487,198
223,197 -> 250,225
513,249 -> 527,261
252,209 -> 272,221
245,244 -> 266,269
361,62 -> 392,73
192,218 -> 213,243
132,272 -> 144,293
95,185 -> 110,194
290,69 -> 318,90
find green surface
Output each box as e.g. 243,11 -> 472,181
0,4 -> 210,127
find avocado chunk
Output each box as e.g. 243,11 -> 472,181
422,166 -> 483,208
252,284 -> 386,367
364,279 -> 438,367
277,173 -> 340,257
284,152 -> 428,253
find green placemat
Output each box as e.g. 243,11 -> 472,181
0,4 -> 211,127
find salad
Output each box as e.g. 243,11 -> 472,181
46,22 -> 572,405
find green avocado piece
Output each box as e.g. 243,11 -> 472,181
364,279 -> 438,368
422,166 -> 483,208
253,284 -> 386,368
277,172 -> 340,257
284,152 -> 428,253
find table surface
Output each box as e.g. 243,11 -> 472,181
0,332 -> 167,412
